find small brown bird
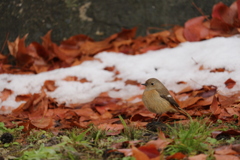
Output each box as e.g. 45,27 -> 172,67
142,78 -> 189,120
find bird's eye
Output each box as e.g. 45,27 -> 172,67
151,83 -> 154,85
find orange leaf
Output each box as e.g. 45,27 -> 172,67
180,97 -> 202,109
166,152 -> 186,160
174,26 -> 186,42
210,94 -> 221,115
15,94 -> 32,102
80,40 -> 112,56
44,80 -> 57,91
132,146 -> 150,160
0,88 -> 13,101
225,78 -> 236,89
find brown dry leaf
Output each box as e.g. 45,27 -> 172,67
173,26 -> 186,42
7,37 -> 20,57
218,92 -> 240,107
52,108 -> 70,119
196,96 -> 214,106
104,66 -> 115,72
80,40 -> 112,56
44,80 -> 57,91
215,145 -> 238,155
176,81 -> 187,84
188,154 -> 207,160
232,144 -> 240,153
147,137 -> 172,150
74,107 -> 99,120
97,123 -> 124,136
31,65 -> 49,73
115,27 -> 137,41
28,42 -> 49,61
214,154 -> 239,160
0,88 -> 13,101
8,34 -> 34,68
71,56 -> 101,66
41,30 -> 53,49
113,39 -> 133,53
225,107 -> 239,116
61,34 -> 93,47
79,78 -> 89,83
63,76 -> 78,81
15,94 -> 32,102
179,97 -> 203,109
177,86 -> 193,94
225,78 -> 236,89
125,80 -> 140,86
210,94 -> 221,115
27,97 -> 53,129
52,43 -> 78,64
212,129 -> 240,138
210,68 -> 225,73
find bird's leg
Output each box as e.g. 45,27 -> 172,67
153,114 -> 162,122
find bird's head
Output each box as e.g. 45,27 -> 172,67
142,78 -> 164,91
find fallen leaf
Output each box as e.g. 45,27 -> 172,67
188,154 -> 207,160
166,152 -> 186,160
210,94 -> 221,115
215,145 -> 238,155
183,16 -> 210,41
0,88 -> 13,101
225,78 -> 236,89
44,80 -> 57,91
138,144 -> 160,159
132,146 -> 150,160
214,154 -> 239,160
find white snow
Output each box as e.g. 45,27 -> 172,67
1,35 -> 240,114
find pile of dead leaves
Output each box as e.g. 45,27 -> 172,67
0,79 -> 239,132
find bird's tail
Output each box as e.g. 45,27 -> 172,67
178,108 -> 192,121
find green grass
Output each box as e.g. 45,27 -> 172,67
1,117 -> 240,159
165,118 -> 213,156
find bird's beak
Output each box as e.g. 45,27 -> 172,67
142,83 -> 146,86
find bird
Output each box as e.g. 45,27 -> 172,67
142,78 -> 190,121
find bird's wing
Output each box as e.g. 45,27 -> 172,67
159,94 -> 180,109
160,94 -> 189,117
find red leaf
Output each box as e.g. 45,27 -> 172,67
225,78 -> 236,89
166,152 -> 186,160
138,144 -> 160,159
212,2 -> 237,25
183,16 -> 210,41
